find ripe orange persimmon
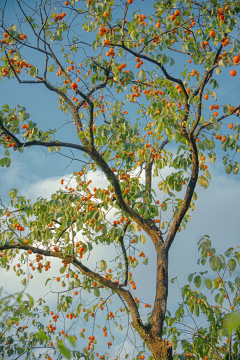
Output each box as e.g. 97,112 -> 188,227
230,70 -> 237,77
209,30 -> 216,38
71,82 -> 77,89
229,123 -> 234,129
234,56 -> 240,63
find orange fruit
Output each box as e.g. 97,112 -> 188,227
209,30 -> 216,37
233,56 -> 240,63
230,70 -> 237,76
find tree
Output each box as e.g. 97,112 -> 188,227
0,0 -> 240,359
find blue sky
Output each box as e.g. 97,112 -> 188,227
0,0 -> 240,358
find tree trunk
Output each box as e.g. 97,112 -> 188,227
131,319 -> 173,360
145,335 -> 173,360
131,242 -> 172,360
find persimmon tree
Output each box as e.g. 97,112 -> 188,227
0,0 -> 240,359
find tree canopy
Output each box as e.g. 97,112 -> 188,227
0,0 -> 240,359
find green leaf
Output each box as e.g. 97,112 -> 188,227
194,303 -> 199,317
27,294 -> 34,307
188,273 -> 195,283
234,252 -> 240,266
213,279 -> 219,289
48,64 -> 55,72
223,312 -> 240,336
67,336 -> 75,347
75,278 -> 81,287
101,260 -> 107,271
5,157 -> 11,168
140,235 -> 146,244
194,275 -> 201,288
143,258 -> 148,265
225,248 -> 234,258
94,287 -> 100,297
228,259 -> 236,272
45,278 -> 51,286
58,340 -> 71,359
78,131 -> 86,139
92,40 -> 98,51
60,266 -> 66,274
36,331 -> 48,341
210,256 -> 222,271
205,279 -> 212,290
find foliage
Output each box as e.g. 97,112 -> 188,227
0,0 -> 240,359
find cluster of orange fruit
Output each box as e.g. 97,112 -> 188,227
217,5 -> 229,21
170,10 -> 180,21
209,104 -> 220,117
106,47 -> 115,57
86,335 -> 95,350
3,135 -> 16,148
13,222 -> 25,232
215,134 -> 227,142
1,30 -> 27,44
99,25 -> 110,36
136,57 -> 144,69
53,12 -> 66,22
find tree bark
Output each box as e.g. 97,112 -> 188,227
131,243 -> 172,360
131,316 -> 173,360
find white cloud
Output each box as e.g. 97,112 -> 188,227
1,162 -> 240,355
